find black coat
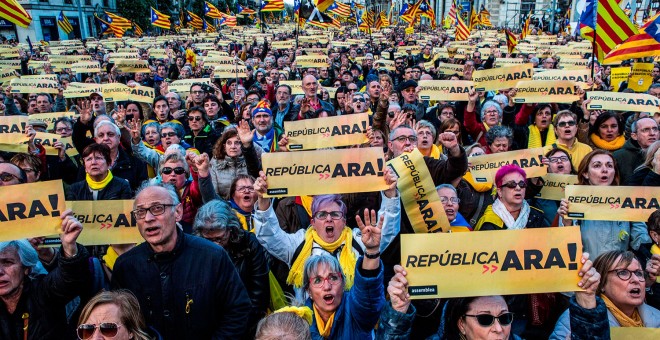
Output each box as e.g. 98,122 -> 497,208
112,228 -> 252,340
65,176 -> 132,201
0,245 -> 89,340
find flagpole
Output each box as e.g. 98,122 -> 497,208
590,0 -> 597,80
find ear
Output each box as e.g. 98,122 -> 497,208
631,132 -> 638,141
457,317 -> 466,335
174,203 -> 184,222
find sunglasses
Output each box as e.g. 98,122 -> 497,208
556,120 -> 577,128
161,167 -> 186,175
500,180 -> 527,189
464,312 -> 514,327
0,172 -> 21,182
352,97 -> 366,103
77,323 -> 120,339
188,116 -> 203,121
161,132 -> 177,138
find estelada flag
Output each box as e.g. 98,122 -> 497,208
0,0 -> 32,28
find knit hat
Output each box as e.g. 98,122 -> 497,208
252,100 -> 272,116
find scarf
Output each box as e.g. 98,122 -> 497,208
590,134 -> 626,151
287,227 -> 356,289
275,306 -> 313,325
429,144 -> 442,159
86,171 -> 113,191
601,294 -> 644,327
313,304 -> 335,338
102,246 -> 119,271
528,124 -> 556,149
483,122 -> 492,132
254,128 -> 276,152
230,199 -> 252,231
491,198 -> 530,230
462,171 -> 493,193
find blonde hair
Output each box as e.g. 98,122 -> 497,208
255,312 -> 311,340
78,290 -> 152,340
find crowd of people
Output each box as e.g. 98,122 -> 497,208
0,21 -> 660,340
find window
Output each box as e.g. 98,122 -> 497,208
85,0 -> 91,5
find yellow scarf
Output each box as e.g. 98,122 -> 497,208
102,246 -> 119,271
462,171 -> 493,193
429,144 -> 442,159
300,195 -> 314,218
483,122 -> 492,132
528,124 -> 557,149
601,294 -> 644,327
275,306 -> 313,325
313,304 -> 335,338
287,227 -> 356,289
652,244 -> 660,255
86,171 -> 113,191
590,134 -> 626,151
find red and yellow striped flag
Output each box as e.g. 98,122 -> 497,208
455,13 -> 469,41
0,0 -> 32,28
604,14 -> 660,63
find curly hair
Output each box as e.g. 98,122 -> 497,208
212,128 -> 239,160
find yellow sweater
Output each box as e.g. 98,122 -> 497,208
544,140 -> 593,171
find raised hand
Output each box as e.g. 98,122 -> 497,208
59,209 -> 83,258
575,253 -> 600,309
388,265 -> 411,313
113,104 -> 126,127
356,208 -> 384,253
128,116 -> 142,144
237,119 -> 254,147
195,153 -> 211,177
383,167 -> 398,198
438,131 -> 459,156
77,99 -> 93,124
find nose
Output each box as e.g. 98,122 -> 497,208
491,319 -> 505,333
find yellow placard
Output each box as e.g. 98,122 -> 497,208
610,67 -> 631,92
128,85 -> 156,104
388,149 -> 449,234
495,58 -> 525,66
532,69 -> 590,83
434,62 -> 464,76
559,58 -> 589,69
513,80 -> 580,103
262,147 -> 389,197
417,80 -> 474,101
473,63 -> 533,91
587,91 -> 660,113
0,116 -> 28,152
0,59 -> 21,70
565,185 -> 660,222
295,55 -> 328,68
628,62 -> 654,92
401,227 -> 583,298
271,40 -> 295,49
42,200 -> 142,246
536,174 -> 578,201
469,147 -> 547,182
108,52 -> 139,63
213,64 -> 248,79
114,59 -> 151,73
279,80 -> 305,95
285,113 -> 369,151
0,68 -> 17,83
101,83 -> 131,102
70,61 -> 102,73
26,112 -> 78,130
9,78 -> 59,94
64,83 -> 102,99
611,327 -> 660,339
34,132 -> 78,157
169,78 -> 210,94
0,180 -> 67,242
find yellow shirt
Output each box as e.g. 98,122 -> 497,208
544,140 -> 593,171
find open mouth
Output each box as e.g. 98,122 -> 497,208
323,294 -> 335,304
513,193 -> 523,200
630,288 -> 642,297
600,175 -> 610,182
144,226 -> 159,236
325,225 -> 335,238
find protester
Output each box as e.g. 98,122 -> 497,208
77,290 -> 153,340
628,140 -> 660,186
66,143 -> 132,200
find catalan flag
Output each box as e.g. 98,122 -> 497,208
375,11 -> 389,30
580,0 -> 638,61
261,0 -> 284,12
204,1 -> 223,19
400,0 -> 420,25
446,0 -> 457,26
315,0 -> 334,12
151,7 -> 171,29
604,13 -> 660,63
418,0 -> 436,29
95,14 -> 124,38
237,4 -> 257,15
58,11 -> 73,34
186,11 -> 204,30
0,0 -> 32,28
132,21 -> 144,36
521,13 -> 531,40
203,19 -> 216,32
469,5 -> 480,30
505,29 -> 518,53
328,1 -> 351,18
455,10 -> 469,41
480,5 -> 492,27
104,11 -> 132,30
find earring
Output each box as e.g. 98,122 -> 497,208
460,333 -> 467,340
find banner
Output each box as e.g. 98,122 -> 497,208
0,116 -> 28,153
295,55 -> 328,68
34,132 -> 78,157
532,69 -> 590,84
536,174 -> 579,201
70,61 -> 102,73
63,83 -> 102,98
0,180 -> 67,242
284,113 -> 369,150
128,85 -> 156,103
262,147 -> 389,197
611,328 -> 660,339
42,200 -> 142,246
0,68 -> 17,84
513,80 -> 579,103
435,62 -> 464,76
388,149 -> 449,234
417,80 -> 474,101
113,59 -> 151,73
213,64 -> 248,79
401,227 -> 583,298
101,83 -> 131,102
9,78 -> 59,94
565,185 -> 660,222
28,112 -> 78,130
278,80 -> 305,95
169,78 -> 210,94
610,67 -> 631,92
468,147 -> 547,182
473,63 -> 533,91
628,62 -> 654,92
587,92 -> 660,113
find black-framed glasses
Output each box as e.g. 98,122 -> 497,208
556,120 -> 577,128
608,269 -> 645,281
313,211 -> 344,220
464,312 -> 514,327
392,135 -> 417,143
131,203 -> 176,220
77,323 -> 121,339
161,167 -> 186,175
161,132 -> 177,138
188,116 -> 203,121
0,172 -> 21,183
352,97 -> 366,103
500,181 -> 527,189
309,272 -> 343,288
549,156 -> 569,163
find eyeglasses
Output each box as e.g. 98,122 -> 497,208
638,126 -> 659,134
0,172 -> 21,182
313,211 -> 344,220
202,231 -> 230,244
549,156 -> 569,163
161,132 -> 178,138
464,312 -> 514,327
500,180 -> 527,189
608,268 -> 645,281
392,135 -> 418,143
56,127 -> 72,133
188,116 -> 203,121
439,196 -> 460,204
131,203 -> 176,220
77,323 -> 121,339
388,111 -> 396,117
309,272 -> 343,288
235,186 -> 255,193
483,109 -> 499,115
556,120 -> 577,128
161,167 -> 186,175
191,90 -> 205,95
352,97 -> 366,103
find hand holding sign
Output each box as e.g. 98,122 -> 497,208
255,171 -> 270,211
60,209 -> 83,258
575,253 -> 600,309
645,254 -> 660,286
52,141 -> 66,161
388,265 -> 411,313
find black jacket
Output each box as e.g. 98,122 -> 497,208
76,148 -> 148,192
112,228 -> 252,340
0,245 -> 89,340
184,125 -> 220,156
65,176 -> 132,201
